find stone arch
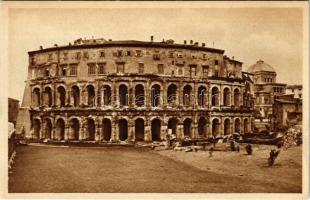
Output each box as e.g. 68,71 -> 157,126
212,118 -> 220,136
234,88 -> 240,107
86,118 -> 96,140
224,118 -> 231,135
69,118 -> 80,140
183,118 -> 192,138
211,86 -> 220,106
102,118 -> 112,141
43,86 -> 53,107
167,83 -> 178,107
151,84 -> 161,107
102,85 -> 112,106
198,117 -> 207,137
168,117 -> 178,135
118,118 -> 128,141
57,86 -> 66,107
223,87 -> 231,106
32,118 -> 41,139
234,118 -> 241,133
135,84 -> 145,107
86,85 -> 96,107
43,118 -> 53,139
32,87 -> 41,107
183,84 -> 192,106
119,84 -> 128,106
198,86 -> 207,107
244,118 -> 249,133
151,118 -> 161,141
55,118 -> 65,140
135,118 -> 145,141
71,85 -> 80,107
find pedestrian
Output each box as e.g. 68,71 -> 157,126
236,145 -> 240,152
246,144 -> 253,155
209,147 -> 214,158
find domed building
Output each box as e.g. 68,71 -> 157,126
248,60 -> 286,130
15,37 -> 255,143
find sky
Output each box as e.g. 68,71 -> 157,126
8,7 -> 304,102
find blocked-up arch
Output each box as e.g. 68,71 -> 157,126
234,118 -> 241,133
223,87 -> 231,106
43,118 -> 53,139
32,118 -> 41,139
224,118 -> 231,135
198,86 -> 207,107
119,84 -> 128,106
167,84 -> 177,107
119,118 -> 128,141
71,85 -> 80,107
69,118 -> 80,140
234,88 -> 240,107
33,87 -> 41,107
198,117 -> 207,137
212,118 -> 220,136
183,85 -> 192,106
183,118 -> 192,138
151,84 -> 161,107
86,85 -> 96,107
55,118 -> 65,140
57,86 -> 66,107
151,118 -> 161,141
43,86 -> 53,107
102,118 -> 112,141
244,118 -> 249,133
135,118 -> 145,141
102,85 -> 112,106
211,87 -> 220,106
135,84 -> 145,107
87,118 -> 96,140
168,117 -> 178,135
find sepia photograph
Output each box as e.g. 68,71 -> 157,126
1,1 -> 309,199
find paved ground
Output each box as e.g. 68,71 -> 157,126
8,145 -> 302,193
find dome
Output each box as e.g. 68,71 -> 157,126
247,60 -> 276,73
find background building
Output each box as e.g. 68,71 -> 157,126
248,60 -> 286,131
8,98 -> 20,126
16,37 -> 254,142
285,85 -> 302,99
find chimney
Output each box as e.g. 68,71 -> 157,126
202,43 -> 205,47
40,46 -> 43,50
108,39 -> 112,42
190,40 -> 193,45
54,44 -> 58,47
184,40 -> 187,45
151,35 -> 154,42
194,42 -> 198,46
69,42 -> 72,46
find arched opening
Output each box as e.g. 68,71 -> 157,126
87,118 -> 96,141
135,84 -> 145,107
55,118 -> 65,140
71,86 -> 80,107
211,87 -> 219,106
223,88 -> 231,106
118,119 -> 128,141
212,118 -> 220,136
151,118 -> 161,141
44,118 -> 53,139
102,119 -> 112,141
33,88 -> 41,107
119,84 -> 128,106
235,118 -> 241,133
198,86 -> 207,107
183,118 -> 192,138
103,85 -> 111,106
168,118 -> 178,135
183,85 -> 192,106
57,86 -> 66,107
86,85 -> 95,107
135,118 -> 145,141
224,119 -> 231,135
167,84 -> 177,107
151,84 -> 161,107
70,118 -> 80,140
244,118 -> 249,133
32,119 -> 41,139
234,88 -> 240,107
198,117 -> 207,137
44,87 -> 53,107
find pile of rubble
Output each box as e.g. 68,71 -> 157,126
283,128 -> 302,148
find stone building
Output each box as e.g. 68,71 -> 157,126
285,85 -> 302,99
16,37 -> 254,142
247,60 -> 286,130
8,98 -> 20,126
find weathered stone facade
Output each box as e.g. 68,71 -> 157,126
16,38 -> 254,142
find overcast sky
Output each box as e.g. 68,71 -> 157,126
8,7 -> 304,101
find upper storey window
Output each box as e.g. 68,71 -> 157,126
88,63 -> 96,75
214,60 -> 219,65
125,50 -> 131,56
191,54 -> 197,59
177,51 -> 183,58
202,53 -> 207,60
63,52 -> 68,61
83,51 -> 89,59
100,51 -> 105,58
177,65 -> 183,75
44,68 -> 50,77
202,65 -> 209,77
169,51 -> 174,58
158,64 -> 164,74
189,65 -> 197,77
70,64 -> 77,76
153,51 -> 161,60
98,63 -> 106,74
48,53 -> 53,61
59,64 -> 67,76
136,50 -> 142,57
30,57 -> 36,65
116,63 -> 125,73
116,50 -> 123,57
76,52 -> 82,60
138,63 -> 144,74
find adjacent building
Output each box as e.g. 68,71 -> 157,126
16,37 -> 254,142
8,98 -> 20,126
